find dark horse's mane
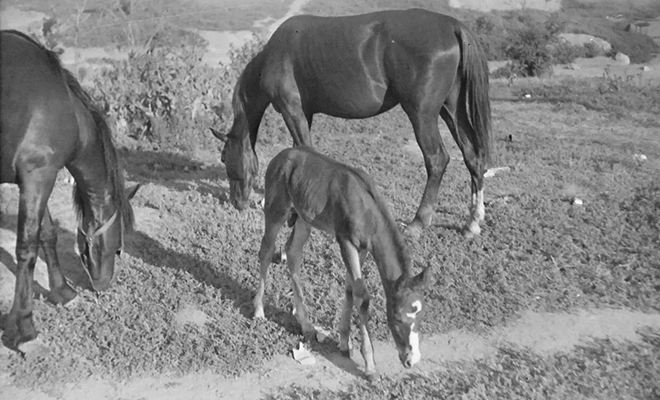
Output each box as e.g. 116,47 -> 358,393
5,30 -> 134,230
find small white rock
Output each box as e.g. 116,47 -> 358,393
633,153 -> 647,161
573,198 -> 583,205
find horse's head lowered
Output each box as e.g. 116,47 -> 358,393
211,127 -> 259,210
76,184 -> 139,291
387,267 -> 432,369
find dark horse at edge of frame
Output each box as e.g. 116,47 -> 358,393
0,30 -> 139,350
211,8 -> 492,238
254,146 -> 431,382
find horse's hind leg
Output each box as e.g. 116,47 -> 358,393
402,104 -> 450,237
338,238 -> 377,381
2,172 -> 57,349
338,248 -> 366,358
39,206 -> 77,305
254,208 -> 288,319
285,217 -> 315,339
441,98 -> 485,238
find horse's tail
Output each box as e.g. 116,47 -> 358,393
456,24 -> 493,169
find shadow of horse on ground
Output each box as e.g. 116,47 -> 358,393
119,148 -> 232,203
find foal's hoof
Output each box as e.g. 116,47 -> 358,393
403,221 -> 424,240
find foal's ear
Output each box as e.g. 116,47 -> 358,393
125,184 -> 140,201
209,127 -> 227,142
409,267 -> 433,289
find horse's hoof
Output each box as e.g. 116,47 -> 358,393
46,284 -> 78,306
403,222 -> 424,240
340,349 -> 351,358
365,372 -> 379,383
461,224 -> 481,239
253,309 -> 265,319
0,315 -> 38,351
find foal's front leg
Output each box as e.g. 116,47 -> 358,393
338,249 -> 366,358
338,239 -> 377,381
254,214 -> 286,319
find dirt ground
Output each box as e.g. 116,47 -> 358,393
2,174 -> 659,400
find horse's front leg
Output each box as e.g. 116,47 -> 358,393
338,270 -> 354,358
40,206 -> 77,305
2,177 -> 55,349
338,239 -> 377,381
273,89 -> 313,147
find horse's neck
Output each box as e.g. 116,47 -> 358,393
370,217 -> 410,284
67,123 -> 113,219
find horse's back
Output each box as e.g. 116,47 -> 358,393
0,30 -> 78,183
259,9 -> 463,117
266,147 -> 383,240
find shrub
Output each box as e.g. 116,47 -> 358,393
503,18 -> 565,77
90,34 -> 266,151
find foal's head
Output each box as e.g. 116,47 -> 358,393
387,268 -> 432,369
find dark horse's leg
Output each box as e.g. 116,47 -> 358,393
400,99 -> 450,238
2,170 -> 57,349
272,85 -> 314,146
40,206 -> 77,305
441,84 -> 485,238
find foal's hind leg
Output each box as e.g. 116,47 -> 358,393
441,103 -> 485,238
40,206 -> 77,305
285,217 -> 315,339
254,210 -> 288,319
338,238 -> 377,381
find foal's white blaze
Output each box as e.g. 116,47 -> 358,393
409,322 -> 421,366
406,300 -> 422,319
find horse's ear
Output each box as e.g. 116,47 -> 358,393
210,127 -> 227,142
125,184 -> 140,201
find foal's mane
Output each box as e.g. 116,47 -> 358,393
353,166 -> 413,279
5,30 -> 134,230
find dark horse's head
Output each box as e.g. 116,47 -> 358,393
387,267 -> 432,369
75,184 -> 139,291
210,82 -> 259,210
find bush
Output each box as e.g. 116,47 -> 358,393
90,34 -> 266,151
503,17 -> 565,77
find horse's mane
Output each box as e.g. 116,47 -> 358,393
351,166 -> 413,278
4,30 -> 134,230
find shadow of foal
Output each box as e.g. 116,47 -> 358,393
253,146 -> 432,382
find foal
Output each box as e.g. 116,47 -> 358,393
253,146 -> 431,381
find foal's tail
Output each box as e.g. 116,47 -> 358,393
456,24 -> 493,168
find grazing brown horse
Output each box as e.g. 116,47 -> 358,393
253,146 -> 431,381
212,8 -> 492,238
0,30 -> 138,349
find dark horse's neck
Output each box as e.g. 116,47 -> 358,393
231,51 -> 269,149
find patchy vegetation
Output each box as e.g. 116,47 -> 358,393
268,328 -> 660,399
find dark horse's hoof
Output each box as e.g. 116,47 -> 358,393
45,283 -> 78,306
0,313 -> 38,351
340,349 -> 351,359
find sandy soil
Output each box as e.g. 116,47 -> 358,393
2,167 -> 660,399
